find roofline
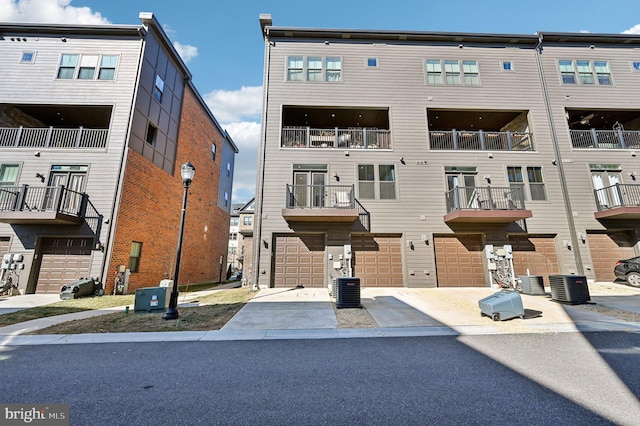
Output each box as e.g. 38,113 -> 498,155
0,21 -> 144,37
263,24 -> 640,46
138,12 -> 192,81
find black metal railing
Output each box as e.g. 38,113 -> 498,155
570,129 -> 640,149
445,186 -> 526,213
0,185 -> 87,217
281,127 -> 391,149
285,184 -> 355,209
355,199 -> 370,231
430,130 -> 534,151
0,126 -> 108,149
594,183 -> 640,210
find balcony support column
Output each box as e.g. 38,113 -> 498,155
75,126 -> 83,148
506,131 -> 513,151
591,128 -> 599,148
14,184 -> 28,211
15,126 -> 23,147
452,128 -> 458,150
617,128 -> 626,149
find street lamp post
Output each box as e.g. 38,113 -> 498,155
163,161 -> 196,320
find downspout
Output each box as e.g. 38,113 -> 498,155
99,28 -> 146,287
534,33 -> 584,275
252,28 -> 272,289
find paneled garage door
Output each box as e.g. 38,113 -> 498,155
509,235 -> 560,287
352,235 -> 403,287
435,235 -> 486,287
36,237 -> 93,294
587,232 -> 636,282
273,234 -> 325,287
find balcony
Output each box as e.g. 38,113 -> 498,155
429,129 -> 534,151
444,186 -> 532,223
281,127 -> 390,150
0,126 -> 108,149
570,129 -> 640,150
282,184 -> 370,230
594,184 -> 640,220
0,185 -> 87,224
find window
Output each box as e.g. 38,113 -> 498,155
98,55 -> 118,80
243,216 -> 253,226
57,54 -> 78,79
129,242 -> 142,273
287,56 -> 303,81
559,60 -> 612,85
153,75 -> 165,101
230,217 -> 239,226
227,162 -> 231,177
358,164 -> 396,200
56,53 -> 118,80
224,192 -> 229,207
367,58 -> 378,67
426,59 -> 479,85
21,52 -> 35,63
78,55 -> 98,80
507,166 -> 547,201
211,143 -> 216,161
502,61 -> 513,71
307,57 -> 322,81
146,123 -> 157,147
229,232 -> 237,241
425,59 -> 442,84
326,57 -> 342,81
633,62 -> 640,71
0,164 -> 19,186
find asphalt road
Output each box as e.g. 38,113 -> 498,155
2,332 -> 639,425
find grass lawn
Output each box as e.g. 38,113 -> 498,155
28,288 -> 254,334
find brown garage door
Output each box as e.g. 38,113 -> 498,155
36,237 -> 92,293
273,235 -> 325,287
352,235 -> 403,287
509,235 -> 560,287
587,232 -> 636,282
435,235 -> 485,287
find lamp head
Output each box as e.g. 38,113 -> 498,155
181,161 -> 196,186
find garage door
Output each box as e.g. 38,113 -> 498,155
587,232 -> 636,282
509,235 -> 560,287
36,237 -> 92,293
435,235 -> 485,287
352,235 -> 403,287
273,235 -> 325,287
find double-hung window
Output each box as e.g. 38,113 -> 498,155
325,57 -> 342,81
358,164 -> 396,200
98,55 -> 118,80
78,55 -> 99,80
57,54 -> 78,79
243,216 -> 253,226
307,57 -> 322,81
286,56 -> 342,82
57,53 -> 119,80
287,56 -> 304,81
507,166 -> 547,201
426,59 -> 480,85
559,60 -> 612,85
153,75 -> 165,102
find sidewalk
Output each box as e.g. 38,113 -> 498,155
1,282 -> 640,346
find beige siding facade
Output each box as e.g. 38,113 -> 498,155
254,22 -> 640,289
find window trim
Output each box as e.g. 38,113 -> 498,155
56,53 -> 119,80
425,59 -> 480,86
153,74 -> 165,102
507,165 -> 547,201
20,51 -> 36,63
501,60 -> 513,72
632,61 -> 640,72
357,163 -> 397,201
286,55 -> 342,82
558,59 -> 613,86
128,241 -> 143,273
366,57 -> 379,68
0,163 -> 20,186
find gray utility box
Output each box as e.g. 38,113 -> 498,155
549,275 -> 590,304
518,275 -> 546,296
134,286 -> 170,312
336,277 -> 361,309
479,289 -> 524,321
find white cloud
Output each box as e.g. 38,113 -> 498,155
0,0 -> 109,24
623,24 -> 640,34
204,86 -> 263,123
173,41 -> 198,63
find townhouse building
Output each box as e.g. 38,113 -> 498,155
252,15 -> 640,289
0,13 -> 237,294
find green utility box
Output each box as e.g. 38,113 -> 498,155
134,287 -> 170,312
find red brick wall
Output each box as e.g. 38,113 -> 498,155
109,86 -> 230,292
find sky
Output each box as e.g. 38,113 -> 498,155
2,0 -> 640,203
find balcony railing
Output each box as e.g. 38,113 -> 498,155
282,127 -> 391,149
570,129 -> 640,149
286,184 -> 356,209
0,185 -> 86,224
430,130 -> 534,151
445,186 -> 526,213
594,184 -> 640,211
0,126 -> 108,149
